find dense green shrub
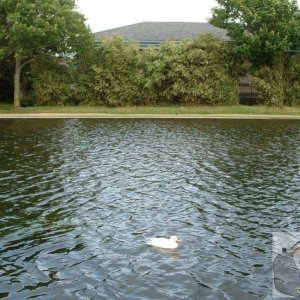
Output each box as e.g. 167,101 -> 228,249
83,34 -> 239,106
156,35 -> 239,105
285,54 -> 300,106
30,53 -> 95,105
28,35 -> 246,107
253,54 -> 300,106
141,47 -> 166,104
31,55 -> 78,105
90,36 -> 144,106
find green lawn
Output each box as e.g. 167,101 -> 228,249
1,103 -> 300,115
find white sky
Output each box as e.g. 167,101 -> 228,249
75,0 -> 218,33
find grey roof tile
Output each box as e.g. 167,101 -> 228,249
94,22 -> 230,42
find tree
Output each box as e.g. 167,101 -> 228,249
0,0 -> 92,107
0,4 -> 12,80
210,0 -> 300,65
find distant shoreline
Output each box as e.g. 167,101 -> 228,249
1,113 -> 300,119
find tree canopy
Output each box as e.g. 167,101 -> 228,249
210,0 -> 300,64
0,0 -> 93,107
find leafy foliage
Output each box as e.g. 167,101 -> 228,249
253,54 -> 300,106
0,0 -> 93,106
29,35 -> 239,106
2,0 -> 92,57
30,55 -> 75,105
89,36 -> 144,106
210,0 -> 300,65
154,35 -> 239,105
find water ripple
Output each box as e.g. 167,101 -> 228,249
0,119 -> 300,299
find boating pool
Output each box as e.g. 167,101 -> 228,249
1,119 -> 300,299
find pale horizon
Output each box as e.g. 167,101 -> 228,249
76,0 -> 218,33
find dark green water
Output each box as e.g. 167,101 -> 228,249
0,119 -> 300,299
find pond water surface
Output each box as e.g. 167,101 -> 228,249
1,119 -> 300,299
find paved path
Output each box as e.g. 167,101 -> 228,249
0,113 -> 300,119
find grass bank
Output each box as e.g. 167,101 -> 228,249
1,103 -> 300,115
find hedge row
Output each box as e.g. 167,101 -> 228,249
28,35 -> 300,107
29,35 -> 239,106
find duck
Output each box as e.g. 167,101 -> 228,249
146,236 -> 181,249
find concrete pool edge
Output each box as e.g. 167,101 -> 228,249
1,113 -> 300,119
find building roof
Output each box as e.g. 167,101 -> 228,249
94,22 -> 230,48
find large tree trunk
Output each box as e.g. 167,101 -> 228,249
14,54 -> 21,108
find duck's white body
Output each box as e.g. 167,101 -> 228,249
146,236 -> 180,249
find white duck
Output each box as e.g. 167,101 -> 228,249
146,236 -> 181,249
